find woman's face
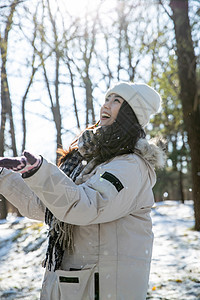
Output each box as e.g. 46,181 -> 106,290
99,93 -> 124,126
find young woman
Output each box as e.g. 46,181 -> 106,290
0,82 -> 166,300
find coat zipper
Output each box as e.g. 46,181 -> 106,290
94,223 -> 100,299
94,272 -> 99,299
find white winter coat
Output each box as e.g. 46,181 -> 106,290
0,139 -> 165,300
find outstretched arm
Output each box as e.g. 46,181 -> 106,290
24,156 -> 152,225
0,168 -> 45,221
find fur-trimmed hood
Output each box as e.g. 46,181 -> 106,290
135,138 -> 167,169
133,138 -> 166,187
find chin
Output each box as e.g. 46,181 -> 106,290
100,119 -> 113,126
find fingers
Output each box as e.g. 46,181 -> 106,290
0,157 -> 25,169
12,158 -> 27,171
23,151 -> 37,165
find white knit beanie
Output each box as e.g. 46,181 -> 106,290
105,82 -> 162,127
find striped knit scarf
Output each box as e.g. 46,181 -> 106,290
44,127 -> 101,271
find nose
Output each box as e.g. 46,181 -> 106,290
103,99 -> 111,109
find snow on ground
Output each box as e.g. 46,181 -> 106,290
148,201 -> 200,300
0,217 -> 47,299
0,201 -> 200,300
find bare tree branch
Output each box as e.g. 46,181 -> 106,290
159,0 -> 173,19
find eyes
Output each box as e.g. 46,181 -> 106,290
105,97 -> 121,104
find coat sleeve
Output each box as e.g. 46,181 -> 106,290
24,156 -> 150,225
0,168 -> 45,221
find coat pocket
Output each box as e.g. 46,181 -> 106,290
56,264 -> 96,300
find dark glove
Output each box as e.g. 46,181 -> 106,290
0,151 -> 41,175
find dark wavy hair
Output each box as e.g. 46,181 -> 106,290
58,100 -> 145,165
94,100 -> 146,163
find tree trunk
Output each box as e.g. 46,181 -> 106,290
0,64 -> 7,156
7,89 -> 17,156
170,0 -> 200,230
85,76 -> 95,127
66,60 -> 80,129
0,195 -> 7,219
21,66 -> 36,152
0,0 -> 20,218
0,0 -> 18,157
179,169 -> 184,204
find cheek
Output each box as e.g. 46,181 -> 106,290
112,105 -> 121,119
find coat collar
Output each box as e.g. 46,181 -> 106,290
134,138 -> 167,169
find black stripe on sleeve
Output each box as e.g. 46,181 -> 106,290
101,171 -> 124,192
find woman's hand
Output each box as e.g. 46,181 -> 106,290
0,151 -> 41,175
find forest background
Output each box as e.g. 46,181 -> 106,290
0,0 -> 200,229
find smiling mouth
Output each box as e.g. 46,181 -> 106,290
101,113 -> 111,119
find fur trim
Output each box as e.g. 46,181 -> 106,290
135,138 -> 167,169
